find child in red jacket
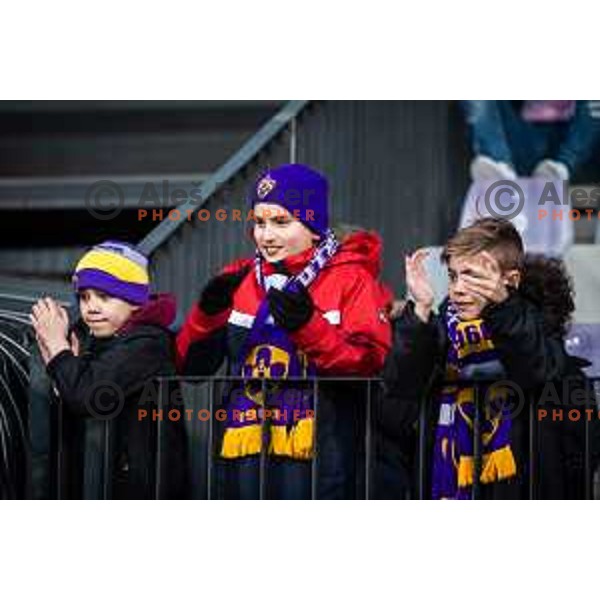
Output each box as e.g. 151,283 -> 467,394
177,164 -> 391,498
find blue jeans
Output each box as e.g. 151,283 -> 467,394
217,456 -> 312,500
216,436 -> 362,500
461,101 -> 597,176
216,418 -> 365,500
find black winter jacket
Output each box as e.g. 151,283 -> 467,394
383,294 -> 599,499
46,294 -> 188,499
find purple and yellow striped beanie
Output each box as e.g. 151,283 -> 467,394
72,241 -> 150,305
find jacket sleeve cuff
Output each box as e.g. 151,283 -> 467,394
180,304 -> 231,339
399,300 -> 438,334
403,300 -> 433,324
176,305 -> 230,370
199,307 -> 231,329
46,349 -> 75,377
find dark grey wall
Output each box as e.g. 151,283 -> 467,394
149,101 -> 470,315
0,100 -> 282,177
0,101 -> 283,298
296,101 -> 469,293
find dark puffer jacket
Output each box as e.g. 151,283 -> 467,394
46,294 -> 189,499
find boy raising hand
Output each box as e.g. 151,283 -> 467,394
386,218 -> 593,499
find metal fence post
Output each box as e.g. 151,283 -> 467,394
55,400 -> 64,500
290,117 -> 297,164
154,379 -> 164,500
472,383 -> 482,500
311,378 -> 319,500
207,378 -> 215,500
259,378 -> 267,500
365,380 -> 373,500
584,378 -> 593,500
417,386 -> 428,500
528,390 -> 536,500
102,419 -> 114,500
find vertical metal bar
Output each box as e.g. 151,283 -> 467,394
102,420 -> 112,500
472,383 -> 482,500
584,378 -> 592,500
55,400 -> 64,500
417,386 -> 428,500
528,390 -> 536,500
102,419 -> 112,500
259,378 -> 267,500
24,390 -> 32,500
311,378 -> 319,500
290,117 -> 297,164
365,380 -> 373,500
206,379 -> 215,500
154,379 -> 164,500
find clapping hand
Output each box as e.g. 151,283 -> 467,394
405,249 -> 435,323
30,297 -> 71,364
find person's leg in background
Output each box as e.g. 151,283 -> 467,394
510,100 -> 600,180
541,101 -> 598,180
481,101 -> 564,177
506,104 -> 559,176
462,101 -> 597,180
515,101 -> 600,242
461,100 -> 517,180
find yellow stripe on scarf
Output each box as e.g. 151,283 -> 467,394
75,250 -> 149,284
457,446 -> 517,487
220,419 -> 314,460
221,424 -> 263,458
270,419 -> 315,459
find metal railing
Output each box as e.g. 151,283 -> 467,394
137,100 -> 308,257
0,293 -> 596,501
44,375 -> 600,500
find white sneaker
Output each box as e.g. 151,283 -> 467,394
470,155 -> 517,182
533,159 -> 570,181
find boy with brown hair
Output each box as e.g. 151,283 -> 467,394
384,217 -> 595,499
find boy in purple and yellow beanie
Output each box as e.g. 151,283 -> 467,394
31,241 -> 187,499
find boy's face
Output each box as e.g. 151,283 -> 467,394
78,288 -> 139,337
253,202 -> 319,263
447,252 -> 521,321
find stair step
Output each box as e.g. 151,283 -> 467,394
0,101 -> 283,177
0,173 -> 210,210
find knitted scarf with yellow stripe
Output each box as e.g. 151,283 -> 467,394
220,230 -> 339,461
431,304 -> 518,499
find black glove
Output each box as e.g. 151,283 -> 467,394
199,266 -> 251,315
267,285 -> 314,332
272,261 -> 291,276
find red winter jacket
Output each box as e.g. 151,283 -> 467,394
176,230 -> 392,377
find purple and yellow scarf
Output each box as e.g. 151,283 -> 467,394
431,304 -> 518,499
220,230 -> 339,460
